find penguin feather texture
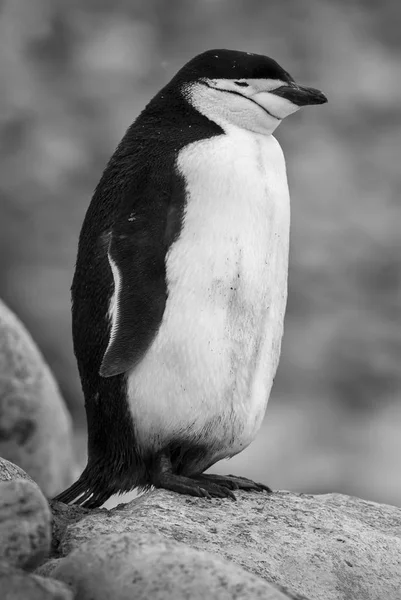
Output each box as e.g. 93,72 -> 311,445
125,126 -> 290,470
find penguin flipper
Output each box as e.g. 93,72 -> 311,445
100,228 -> 167,377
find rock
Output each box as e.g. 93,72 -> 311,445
0,298 -> 75,496
0,562 -> 73,600
52,532 -> 289,599
50,498 -> 90,558
0,466 -> 51,569
35,558 -> 63,578
52,489 -> 401,600
0,455 -> 36,483
34,558 -> 63,577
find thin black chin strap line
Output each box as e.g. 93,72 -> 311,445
198,81 -> 281,121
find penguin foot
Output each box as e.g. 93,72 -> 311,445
194,473 -> 272,493
154,472 -> 236,500
151,455 -> 236,500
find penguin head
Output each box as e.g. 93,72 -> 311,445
172,49 -> 327,135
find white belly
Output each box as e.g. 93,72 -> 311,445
127,127 -> 290,469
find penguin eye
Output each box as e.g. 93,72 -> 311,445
233,81 -> 249,88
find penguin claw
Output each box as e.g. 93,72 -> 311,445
227,474 -> 272,493
195,474 -> 239,491
194,480 -> 237,501
196,473 -> 272,494
199,487 -> 212,499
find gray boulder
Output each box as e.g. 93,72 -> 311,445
0,455 -> 36,483
0,460 -> 51,570
35,558 -> 63,578
0,562 -> 73,600
52,532 -> 290,599
48,489 -> 401,600
0,298 -> 75,496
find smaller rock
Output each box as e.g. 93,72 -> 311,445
50,499 -> 90,557
0,456 -> 35,483
52,532 -> 291,599
0,562 -> 73,600
35,558 -> 63,578
0,298 -> 75,497
0,469 -> 51,569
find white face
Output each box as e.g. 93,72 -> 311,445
185,78 -> 300,135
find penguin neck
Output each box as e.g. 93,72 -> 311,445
134,84 -> 224,142
183,83 -> 282,136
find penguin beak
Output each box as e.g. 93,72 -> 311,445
271,83 -> 327,106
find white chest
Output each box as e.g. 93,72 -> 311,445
127,128 -> 290,467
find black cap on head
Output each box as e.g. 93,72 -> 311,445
172,49 -> 295,85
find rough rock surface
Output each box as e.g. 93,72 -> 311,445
0,463 -> 51,569
52,532 -> 290,599
0,298 -> 74,496
0,455 -> 36,483
35,558 -> 63,578
0,561 -> 73,600
48,489 -> 401,600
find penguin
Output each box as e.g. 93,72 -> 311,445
54,49 -> 327,508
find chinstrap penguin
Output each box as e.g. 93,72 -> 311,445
54,49 -> 327,508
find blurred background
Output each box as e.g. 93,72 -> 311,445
0,0 -> 400,507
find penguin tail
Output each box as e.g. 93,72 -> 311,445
53,460 -> 143,509
52,468 -> 108,509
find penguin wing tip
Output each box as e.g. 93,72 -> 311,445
99,361 -> 123,378
100,347 -> 134,377
99,364 -> 113,378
